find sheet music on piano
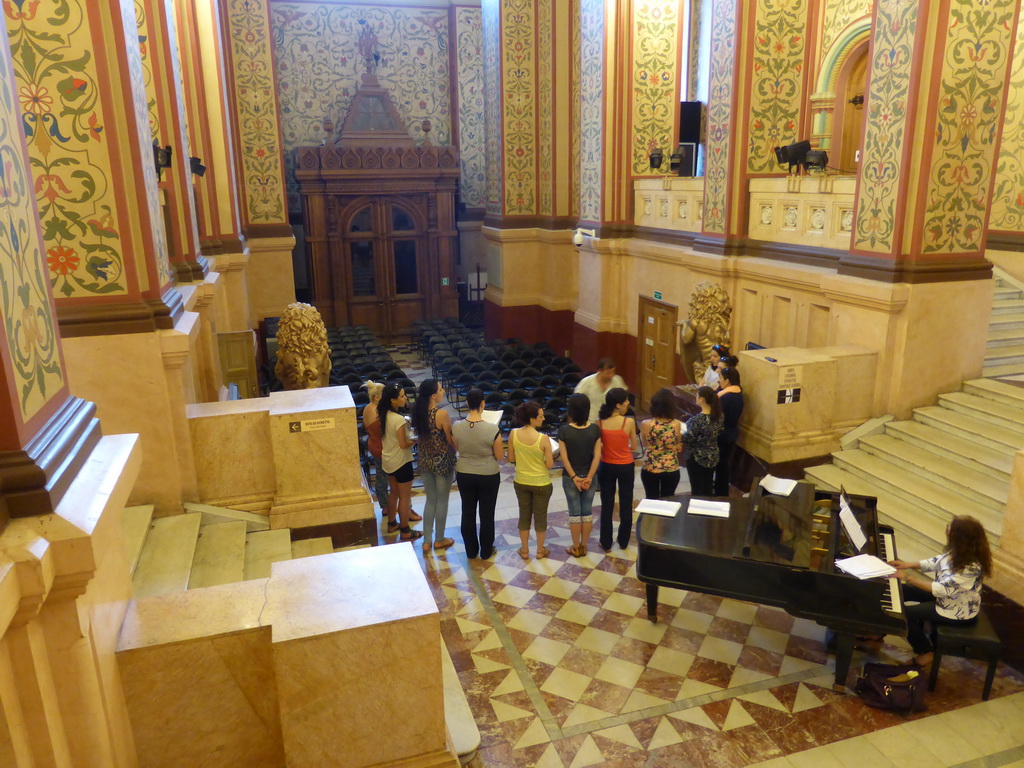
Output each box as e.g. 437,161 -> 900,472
838,487 -> 867,552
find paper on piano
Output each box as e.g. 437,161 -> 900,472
687,499 -> 731,518
835,554 -> 896,580
636,499 -> 682,517
759,474 -> 798,496
838,491 -> 868,551
480,409 -> 502,425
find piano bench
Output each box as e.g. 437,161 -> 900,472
928,608 -> 1002,701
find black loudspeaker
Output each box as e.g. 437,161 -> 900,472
676,143 -> 697,177
679,101 -> 703,144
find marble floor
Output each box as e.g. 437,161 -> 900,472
379,347 -> 1024,767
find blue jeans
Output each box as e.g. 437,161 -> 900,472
562,474 -> 596,522
421,470 -> 454,541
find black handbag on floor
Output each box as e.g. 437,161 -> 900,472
854,662 -> 927,713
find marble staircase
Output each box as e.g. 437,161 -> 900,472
985,271 -> 1024,378
804,377 -> 1024,564
125,504 -> 334,598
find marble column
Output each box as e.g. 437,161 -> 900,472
0,36 -> 100,524
219,0 -> 296,323
845,0 -> 1017,282
137,0 -> 209,284
173,0 -> 252,331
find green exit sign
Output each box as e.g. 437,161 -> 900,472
441,277 -> 450,286
653,291 -> 662,300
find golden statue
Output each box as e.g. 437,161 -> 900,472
274,302 -> 332,390
678,281 -> 732,385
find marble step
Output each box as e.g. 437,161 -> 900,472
993,287 -> 1022,301
183,501 -> 270,532
986,328 -> 1024,346
913,405 -> 1024,451
989,311 -> 1024,331
290,537 -> 335,559
884,419 -> 1013,479
123,505 -> 155,578
803,464 -> 943,562
992,298 -> 1024,314
938,391 -> 1024,431
243,529 -> 293,580
856,434 -> 1007,510
983,343 -> 1024,366
441,642 -> 480,764
132,513 -> 203,599
963,377 -> 1024,410
982,362 -> 1024,378
188,522 -> 247,589
829,450 -> 1004,536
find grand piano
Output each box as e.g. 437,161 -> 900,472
636,479 -> 905,691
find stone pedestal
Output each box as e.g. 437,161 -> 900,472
739,345 -> 878,463
246,237 -> 297,325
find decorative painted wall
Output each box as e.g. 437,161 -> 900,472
6,1 -> 129,297
136,0 -> 161,141
747,0 -> 808,174
920,0 -> 1016,254
578,0 -> 604,223
538,0 -> 553,215
225,0 -> 289,226
702,0 -> 737,234
571,0 -> 580,218
820,0 -> 871,63
987,10 -> 1024,234
630,0 -> 680,177
501,0 -> 536,215
851,0 -> 916,254
0,45 -> 65,421
455,6 -> 485,211
482,0 -> 502,214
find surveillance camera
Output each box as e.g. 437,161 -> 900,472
572,227 -> 596,247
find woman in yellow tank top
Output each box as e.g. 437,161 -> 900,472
508,401 -> 554,559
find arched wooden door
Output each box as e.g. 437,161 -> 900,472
340,198 -> 428,340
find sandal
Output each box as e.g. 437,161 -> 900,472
433,538 -> 455,551
386,519 -> 401,534
537,547 -> 550,559
407,511 -> 423,522
422,541 -> 432,554
400,527 -> 424,542
518,548 -> 530,560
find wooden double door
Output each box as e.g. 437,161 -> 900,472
335,197 -> 428,339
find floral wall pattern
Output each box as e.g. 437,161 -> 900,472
538,0 -> 553,215
272,3 -> 455,215
225,0 -> 289,225
136,0 -> 161,141
982,6 -> 1024,234
702,0 -> 737,234
571,0 -> 581,218
578,0 -> 604,223
747,0 -> 807,174
852,0 -> 916,254
920,0 -> 1015,254
482,0 -> 502,214
501,0 -> 536,215
6,0 -> 128,298
820,0 -> 871,62
0,45 -> 64,420
630,0 -> 680,177
455,7 -> 486,210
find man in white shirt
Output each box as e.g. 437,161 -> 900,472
574,358 -> 628,423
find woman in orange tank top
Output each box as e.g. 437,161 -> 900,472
597,387 -> 638,552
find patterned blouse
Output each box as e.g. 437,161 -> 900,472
419,407 -> 457,477
644,420 -> 681,473
919,553 -> 983,620
682,413 -> 722,469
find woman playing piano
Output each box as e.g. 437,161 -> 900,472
889,515 -> 992,667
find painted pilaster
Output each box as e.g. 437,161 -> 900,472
138,0 -> 209,283
220,0 -> 295,323
847,0 -> 1017,281
0,30 -> 100,525
989,17 -> 1024,247
6,0 -> 182,336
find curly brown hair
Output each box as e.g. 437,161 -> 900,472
947,515 -> 992,578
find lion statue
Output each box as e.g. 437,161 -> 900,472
678,281 -> 732,385
274,302 -> 332,390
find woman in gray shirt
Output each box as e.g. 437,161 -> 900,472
452,389 -> 505,559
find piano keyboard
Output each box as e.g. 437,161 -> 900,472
878,531 -> 902,615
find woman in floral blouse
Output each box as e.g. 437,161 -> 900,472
889,515 -> 992,666
640,388 -> 683,500
682,386 -> 722,497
